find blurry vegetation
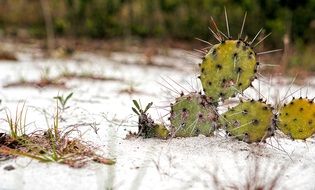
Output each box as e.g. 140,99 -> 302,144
0,0 -> 314,71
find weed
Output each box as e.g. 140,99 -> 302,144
4,102 -> 28,140
0,99 -> 115,168
54,92 -> 73,111
131,100 -> 169,138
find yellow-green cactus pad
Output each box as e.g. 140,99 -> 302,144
170,92 -> 218,137
278,98 -> 315,140
200,40 -> 258,101
221,100 -> 274,143
153,124 -> 169,139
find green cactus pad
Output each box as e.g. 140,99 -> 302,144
221,100 -> 274,143
200,40 -> 258,101
278,98 -> 315,140
170,92 -> 218,137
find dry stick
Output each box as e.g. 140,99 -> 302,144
224,7 -> 231,38
238,12 -> 247,39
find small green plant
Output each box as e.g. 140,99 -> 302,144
132,100 -> 169,138
54,92 -> 73,111
0,99 -> 115,167
4,102 -> 28,140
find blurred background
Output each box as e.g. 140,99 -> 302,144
0,0 -> 314,75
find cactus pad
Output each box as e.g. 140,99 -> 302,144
221,100 -> 274,143
200,40 -> 258,101
170,92 -> 218,137
278,98 -> 315,140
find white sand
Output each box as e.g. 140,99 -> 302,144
0,49 -> 314,190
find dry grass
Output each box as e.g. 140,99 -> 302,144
0,101 -> 115,168
201,156 -> 288,190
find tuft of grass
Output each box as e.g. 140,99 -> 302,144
4,102 -> 28,140
196,155 -> 288,190
0,99 -> 115,168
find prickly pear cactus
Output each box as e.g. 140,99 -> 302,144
153,123 -> 169,139
170,92 -> 218,137
132,100 -> 169,139
278,97 -> 315,140
200,40 -> 258,101
221,100 -> 274,143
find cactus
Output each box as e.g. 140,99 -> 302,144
132,100 -> 169,139
220,100 -> 274,143
277,97 -> 315,140
170,92 -> 218,137
199,40 -> 258,102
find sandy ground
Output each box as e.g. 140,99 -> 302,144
0,48 -> 314,190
